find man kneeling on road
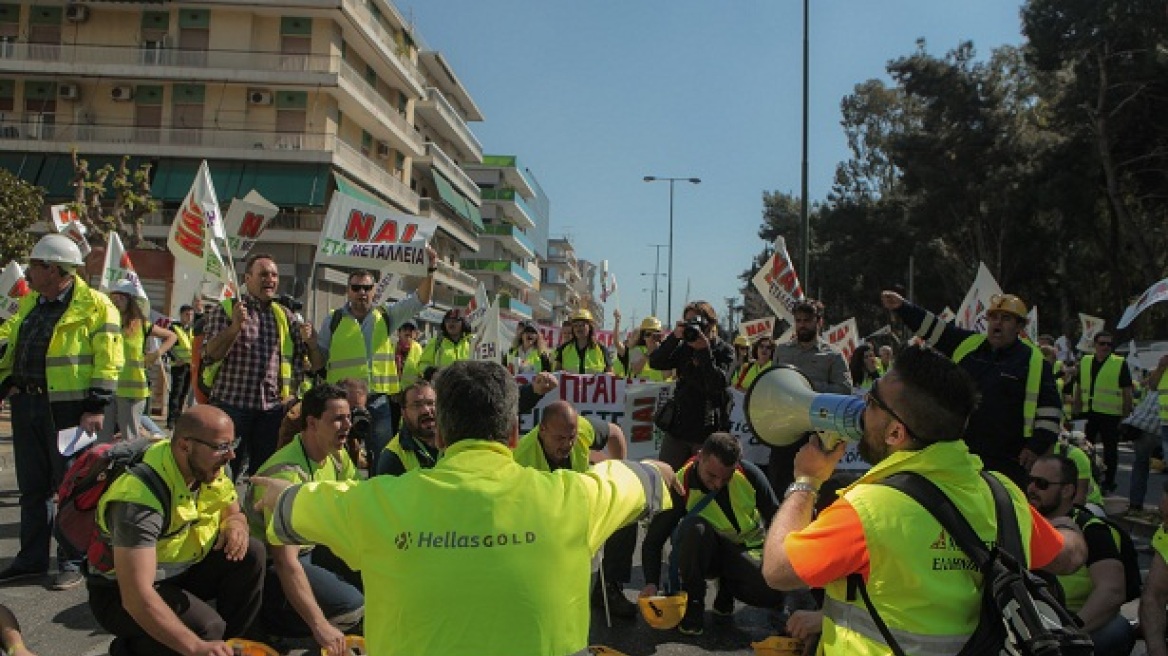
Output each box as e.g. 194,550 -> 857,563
88,406 -> 265,656
513,400 -> 638,618
246,384 -> 363,655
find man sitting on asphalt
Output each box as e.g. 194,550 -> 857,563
512,400 -> 637,618
88,406 -> 264,656
640,432 -> 785,636
1028,454 -> 1134,655
246,384 -> 363,656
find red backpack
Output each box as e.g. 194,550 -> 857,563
55,439 -> 171,572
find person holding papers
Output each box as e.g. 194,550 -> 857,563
0,234 -> 124,590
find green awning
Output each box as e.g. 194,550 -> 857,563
333,171 -> 389,209
432,170 -> 484,231
28,154 -> 148,200
0,153 -> 46,183
152,160 -> 329,207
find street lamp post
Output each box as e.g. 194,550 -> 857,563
647,244 -> 667,317
643,176 -> 700,321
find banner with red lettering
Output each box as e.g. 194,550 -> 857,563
1117,277 -> 1168,330
825,318 -> 859,362
316,192 -> 436,275
740,316 -> 776,342
101,232 -> 151,316
167,161 -> 236,296
50,204 -> 91,257
0,262 -> 28,320
1076,313 -> 1105,352
751,237 -> 804,324
223,191 -> 278,260
955,262 -> 1002,332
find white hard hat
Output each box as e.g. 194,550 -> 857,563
110,279 -> 144,298
29,233 -> 84,267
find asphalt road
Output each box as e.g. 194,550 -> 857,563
0,416 -> 1161,656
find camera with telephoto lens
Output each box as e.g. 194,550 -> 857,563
683,317 -> 708,342
349,406 -> 373,443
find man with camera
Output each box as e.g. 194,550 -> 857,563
317,248 -> 438,462
649,301 -> 735,469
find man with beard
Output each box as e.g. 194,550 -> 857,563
762,346 -> 1085,655
375,381 -> 439,477
87,405 -> 265,656
513,401 -> 636,617
640,432 -> 784,636
880,290 -> 1061,488
769,300 -> 852,494
246,384 -> 363,656
1027,455 -> 1134,654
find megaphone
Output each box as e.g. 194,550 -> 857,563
744,365 -> 865,449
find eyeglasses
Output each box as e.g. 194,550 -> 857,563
865,380 -> 921,442
1027,475 -> 1072,491
349,284 -> 374,292
185,435 -> 239,456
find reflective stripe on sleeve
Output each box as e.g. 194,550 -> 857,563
271,484 -> 312,546
625,461 -> 665,521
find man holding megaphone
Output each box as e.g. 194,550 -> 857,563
880,289 -> 1062,488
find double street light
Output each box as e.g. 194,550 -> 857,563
643,176 -> 700,322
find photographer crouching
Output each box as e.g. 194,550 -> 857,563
649,301 -> 735,468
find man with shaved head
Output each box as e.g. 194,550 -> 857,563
87,405 -> 266,656
513,400 -> 638,617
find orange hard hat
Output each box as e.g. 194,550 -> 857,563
987,293 -> 1028,319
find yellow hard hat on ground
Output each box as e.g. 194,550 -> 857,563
987,293 -> 1028,319
223,639 -> 279,656
638,592 -> 688,630
639,316 -> 663,332
751,636 -> 805,656
570,308 -> 595,323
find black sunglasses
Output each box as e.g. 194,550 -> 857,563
1027,475 -> 1072,491
350,284 -> 374,292
865,379 -> 921,442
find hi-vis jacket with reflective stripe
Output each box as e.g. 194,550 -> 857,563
819,440 -> 1037,656
0,275 -> 123,410
169,324 -> 192,365
326,308 -> 400,394
201,298 -> 294,400
116,324 -> 150,400
953,334 -> 1046,438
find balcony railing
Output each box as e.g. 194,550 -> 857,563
460,258 -> 535,286
424,142 -> 480,202
340,0 -> 426,94
0,41 -> 336,75
420,86 -> 482,159
0,118 -> 335,151
481,224 -> 534,257
333,140 -> 419,213
480,187 -> 536,229
499,295 -> 532,319
337,60 -> 422,154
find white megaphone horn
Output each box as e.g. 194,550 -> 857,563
744,365 -> 865,450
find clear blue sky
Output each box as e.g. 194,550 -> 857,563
407,1 -> 1027,329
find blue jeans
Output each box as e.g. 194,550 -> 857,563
364,393 -> 395,465
1089,612 -> 1135,656
10,392 -> 81,573
1129,429 -> 1159,509
216,403 -> 284,480
260,546 -> 364,636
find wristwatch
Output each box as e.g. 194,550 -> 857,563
784,476 -> 821,502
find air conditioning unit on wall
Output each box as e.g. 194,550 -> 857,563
58,83 -> 80,101
376,141 -> 390,159
111,85 -> 133,102
248,90 -> 273,106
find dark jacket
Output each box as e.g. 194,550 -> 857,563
649,334 -> 734,444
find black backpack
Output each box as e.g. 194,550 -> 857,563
1069,506 -> 1142,602
851,471 -> 1093,656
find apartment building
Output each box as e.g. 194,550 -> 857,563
0,0 -> 484,322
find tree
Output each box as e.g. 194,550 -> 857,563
69,150 -> 160,248
0,169 -> 43,264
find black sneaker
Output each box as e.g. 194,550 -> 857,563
712,583 -> 735,616
591,579 -> 637,619
0,564 -> 46,585
50,569 -> 84,590
679,600 -> 705,636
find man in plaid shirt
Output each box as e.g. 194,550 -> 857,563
202,253 -> 324,478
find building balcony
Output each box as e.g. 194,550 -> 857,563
480,224 -> 534,259
479,187 -> 535,230
0,41 -> 337,86
461,258 -> 534,288
433,259 -> 479,297
333,140 -> 419,214
474,155 -> 535,198
415,87 -> 482,163
419,198 -> 480,252
417,142 -> 480,203
498,295 -> 532,320
339,0 -> 426,96
337,61 -> 424,157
